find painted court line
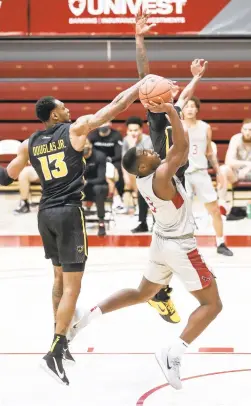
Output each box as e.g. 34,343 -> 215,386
0,350 -> 250,356
136,369 -> 251,405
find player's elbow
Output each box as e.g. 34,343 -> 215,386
205,151 -> 212,160
180,138 -> 189,153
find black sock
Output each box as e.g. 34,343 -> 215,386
50,334 -> 65,355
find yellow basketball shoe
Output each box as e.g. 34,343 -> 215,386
148,287 -> 180,323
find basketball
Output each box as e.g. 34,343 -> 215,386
139,75 -> 175,105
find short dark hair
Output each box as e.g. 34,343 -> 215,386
122,147 -> 138,175
35,96 -> 57,122
126,116 -> 143,128
189,96 -> 201,111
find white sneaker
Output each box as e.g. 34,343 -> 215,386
155,349 -> 182,390
67,308 -> 88,343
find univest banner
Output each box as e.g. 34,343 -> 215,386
0,0 -> 28,36
29,0 -> 235,36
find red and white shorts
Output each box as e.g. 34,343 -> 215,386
144,234 -> 213,292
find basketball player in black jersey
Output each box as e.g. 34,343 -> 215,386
135,10 -> 208,324
0,76 -> 152,385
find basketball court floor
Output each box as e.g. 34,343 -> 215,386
0,194 -> 251,405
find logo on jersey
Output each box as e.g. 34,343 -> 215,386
77,245 -> 84,253
201,275 -> 211,283
145,196 -> 157,213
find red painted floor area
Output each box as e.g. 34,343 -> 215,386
0,235 -> 250,247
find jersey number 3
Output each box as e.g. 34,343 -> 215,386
38,152 -> 68,181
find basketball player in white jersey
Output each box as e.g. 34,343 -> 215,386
68,101 -> 222,390
183,96 -> 233,256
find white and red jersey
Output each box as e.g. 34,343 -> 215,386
184,120 -> 209,173
136,174 -> 195,238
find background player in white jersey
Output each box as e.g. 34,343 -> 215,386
183,96 -> 233,256
69,101 -> 222,390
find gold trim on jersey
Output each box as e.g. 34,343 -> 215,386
78,207 -> 88,257
165,126 -> 171,154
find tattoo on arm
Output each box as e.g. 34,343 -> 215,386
136,36 -> 150,79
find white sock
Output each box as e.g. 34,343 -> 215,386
87,306 -> 102,324
216,236 -> 224,246
168,338 -> 189,358
113,195 -> 122,205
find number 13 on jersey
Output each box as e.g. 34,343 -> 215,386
38,152 -> 68,181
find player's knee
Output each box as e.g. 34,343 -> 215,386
210,297 -> 223,318
135,289 -> 152,302
136,282 -> 159,303
93,184 -> 101,194
205,284 -> 223,317
18,167 -> 29,181
64,285 -> 81,299
209,202 -> 221,217
216,298 -> 223,314
62,263 -> 85,296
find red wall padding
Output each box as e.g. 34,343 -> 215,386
0,101 -> 247,120
0,122 -> 240,143
1,61 -> 251,79
0,81 -> 250,101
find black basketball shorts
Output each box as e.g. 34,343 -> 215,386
38,205 -> 88,267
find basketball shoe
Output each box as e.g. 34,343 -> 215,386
148,286 -> 180,323
155,348 -> 182,390
63,338 -> 75,365
41,335 -> 69,385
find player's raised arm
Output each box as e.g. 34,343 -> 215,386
135,10 -> 156,79
69,76 -> 151,150
0,140 -> 29,185
175,59 -> 208,110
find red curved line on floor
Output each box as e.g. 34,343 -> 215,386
136,369 -> 251,405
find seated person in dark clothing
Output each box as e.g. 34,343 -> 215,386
83,139 -> 108,237
88,122 -> 124,207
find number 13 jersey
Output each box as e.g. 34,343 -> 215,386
28,123 -> 85,210
136,174 -> 195,238
185,120 -> 209,174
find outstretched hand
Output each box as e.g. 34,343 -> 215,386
190,59 -> 208,78
135,9 -> 156,36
